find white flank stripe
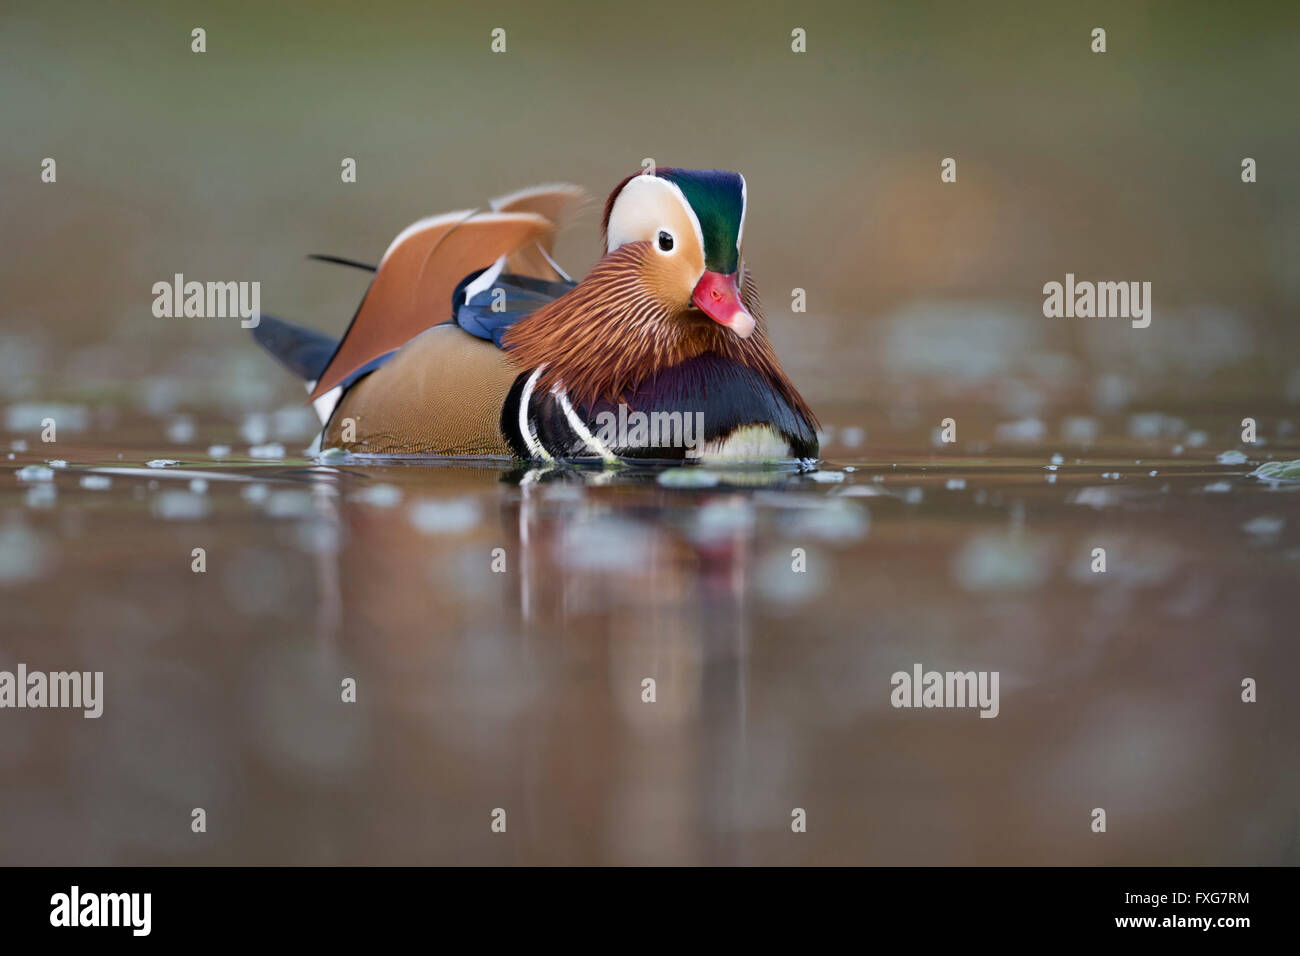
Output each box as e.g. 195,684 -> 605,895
553,384 -> 618,462
519,366 -> 554,462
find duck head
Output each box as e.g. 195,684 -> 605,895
504,168 -> 813,428
602,168 -> 754,338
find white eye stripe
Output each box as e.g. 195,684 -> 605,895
736,173 -> 747,253
605,175 -> 705,263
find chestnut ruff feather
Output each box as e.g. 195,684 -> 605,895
501,241 -> 817,429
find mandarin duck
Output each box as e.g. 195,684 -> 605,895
253,169 -> 819,462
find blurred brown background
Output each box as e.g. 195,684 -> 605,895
2,0 -> 1298,418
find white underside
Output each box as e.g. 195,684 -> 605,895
697,425 -> 792,462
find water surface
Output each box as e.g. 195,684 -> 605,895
3,403 -> 1296,865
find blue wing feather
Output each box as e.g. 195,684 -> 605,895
453,271 -> 574,348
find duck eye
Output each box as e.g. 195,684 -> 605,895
657,230 -> 674,252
